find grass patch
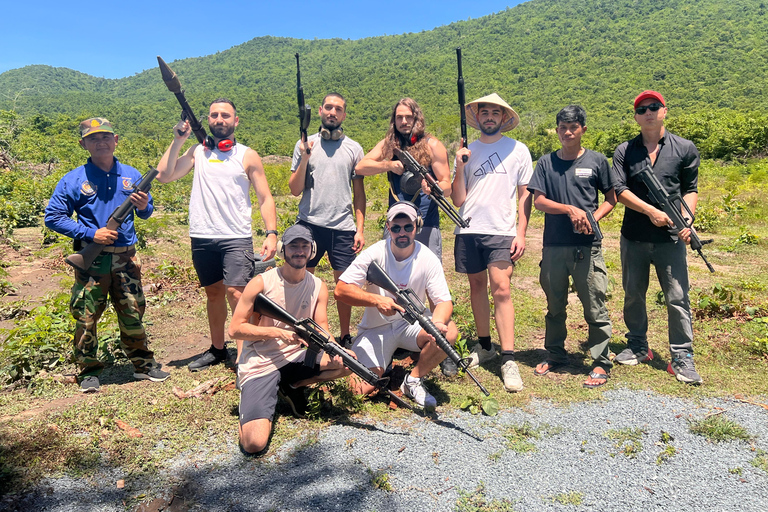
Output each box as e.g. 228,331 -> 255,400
501,423 -> 561,453
368,468 -> 393,492
605,427 -> 646,458
688,413 -> 752,443
455,482 -> 516,512
548,491 -> 584,505
750,450 -> 768,474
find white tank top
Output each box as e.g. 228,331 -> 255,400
189,143 -> 252,238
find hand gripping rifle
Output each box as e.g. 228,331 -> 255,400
65,167 -> 159,271
633,165 -> 715,273
157,56 -> 207,144
253,293 -> 415,411
366,262 -> 490,396
295,53 -> 312,155
392,147 -> 471,229
456,47 -> 468,163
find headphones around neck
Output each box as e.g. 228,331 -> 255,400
204,136 -> 235,152
276,238 -> 317,262
388,200 -> 424,234
319,125 -> 344,141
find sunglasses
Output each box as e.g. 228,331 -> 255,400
634,103 -> 664,115
389,224 -> 415,233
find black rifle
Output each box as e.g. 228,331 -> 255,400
65,167 -> 159,271
366,262 -> 490,396
392,147 -> 471,229
253,293 -> 414,411
456,47 -> 468,163
157,56 -> 207,144
633,165 -> 715,273
572,210 -> 603,242
295,53 -> 312,155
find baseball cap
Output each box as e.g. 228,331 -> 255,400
386,202 -> 419,222
79,118 -> 115,138
633,90 -> 666,108
282,224 -> 314,244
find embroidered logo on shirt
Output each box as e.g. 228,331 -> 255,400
122,177 -> 135,190
575,168 -> 593,178
80,181 -> 96,196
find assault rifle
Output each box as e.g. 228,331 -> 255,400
253,293 -> 415,411
633,165 -> 715,273
157,56 -> 207,144
456,47 -> 468,163
366,262 -> 490,396
65,167 -> 159,271
392,147 -> 471,229
572,210 -> 603,242
295,53 -> 312,155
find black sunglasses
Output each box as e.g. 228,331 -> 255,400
634,102 -> 664,115
389,224 -> 415,233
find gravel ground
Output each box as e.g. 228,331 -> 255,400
10,388 -> 768,512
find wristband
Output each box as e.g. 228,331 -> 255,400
265,230 -> 279,237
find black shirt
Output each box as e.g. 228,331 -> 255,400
612,131 -> 699,243
528,149 -> 614,247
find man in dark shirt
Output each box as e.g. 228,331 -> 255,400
528,105 -> 616,388
612,90 -> 703,384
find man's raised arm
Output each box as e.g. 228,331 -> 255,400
156,119 -> 197,183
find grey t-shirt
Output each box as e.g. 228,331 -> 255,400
291,133 -> 364,231
528,149 -> 614,247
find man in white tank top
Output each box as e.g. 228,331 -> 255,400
157,99 -> 278,373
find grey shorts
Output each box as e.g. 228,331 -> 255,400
454,234 -> 514,274
191,237 -> 255,287
351,319 -> 424,370
238,360 -> 319,425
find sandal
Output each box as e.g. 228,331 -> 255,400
534,360 -> 565,376
583,368 -> 609,389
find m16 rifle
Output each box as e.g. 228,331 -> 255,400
65,167 -> 159,271
365,262 -> 490,396
295,53 -> 312,155
157,56 -> 207,144
392,147 -> 471,229
253,293 -> 414,411
456,47 -> 468,163
633,165 -> 715,273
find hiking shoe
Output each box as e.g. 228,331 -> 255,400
278,384 -> 308,418
339,334 -> 354,349
614,347 -> 654,366
667,353 -> 703,384
501,360 -> 523,392
133,365 -> 170,382
80,376 -> 100,393
440,357 -> 458,377
467,343 -> 498,369
400,375 -> 437,410
188,345 -> 228,372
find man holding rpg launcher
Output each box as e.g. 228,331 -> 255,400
335,202 -> 458,411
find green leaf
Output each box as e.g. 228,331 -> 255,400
481,398 -> 499,416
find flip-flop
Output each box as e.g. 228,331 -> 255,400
534,360 -> 565,376
583,369 -> 609,389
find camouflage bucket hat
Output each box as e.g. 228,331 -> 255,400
79,118 -> 114,138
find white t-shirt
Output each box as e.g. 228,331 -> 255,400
339,240 -> 452,330
454,136 -> 533,236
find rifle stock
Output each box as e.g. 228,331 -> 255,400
456,48 -> 468,163
157,56 -> 207,144
65,167 -> 158,272
366,262 -> 490,396
295,54 -> 312,155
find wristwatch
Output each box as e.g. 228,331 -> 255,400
265,230 -> 279,237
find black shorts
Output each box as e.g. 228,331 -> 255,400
297,220 -> 356,271
454,234 -> 515,274
191,237 -> 255,287
238,361 -> 319,426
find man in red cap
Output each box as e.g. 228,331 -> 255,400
612,90 -> 703,384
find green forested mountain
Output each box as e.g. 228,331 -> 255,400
2,0 -> 768,156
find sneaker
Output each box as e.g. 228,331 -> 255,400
614,347 -> 654,366
278,384 -> 308,418
79,376 -> 100,393
133,365 -> 170,382
440,357 -> 458,377
501,360 -> 523,392
339,334 -> 354,349
467,343 -> 499,369
400,375 -> 437,410
188,346 -> 228,372
667,353 -> 703,384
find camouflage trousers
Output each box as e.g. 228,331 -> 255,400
70,248 -> 155,380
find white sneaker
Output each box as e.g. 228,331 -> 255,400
400,375 -> 437,410
501,360 -> 523,392
467,343 -> 499,369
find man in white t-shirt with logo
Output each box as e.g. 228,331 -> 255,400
334,202 -> 457,410
451,93 -> 533,393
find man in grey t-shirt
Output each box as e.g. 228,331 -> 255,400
288,92 -> 365,347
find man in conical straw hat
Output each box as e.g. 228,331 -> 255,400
450,93 -> 533,393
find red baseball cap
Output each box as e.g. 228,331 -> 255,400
634,90 -> 666,109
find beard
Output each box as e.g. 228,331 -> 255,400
321,118 -> 341,131
480,123 -> 501,136
285,254 -> 308,270
393,236 -> 412,249
209,124 -> 235,139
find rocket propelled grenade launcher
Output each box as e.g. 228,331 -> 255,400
456,47 -> 469,163
295,53 -> 312,155
365,262 -> 490,396
157,56 -> 207,144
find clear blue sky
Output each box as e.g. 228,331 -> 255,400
1,1 -> 526,79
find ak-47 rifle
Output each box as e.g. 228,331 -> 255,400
157,56 -> 207,144
65,167 -> 159,271
392,147 -> 471,229
366,262 -> 490,396
295,53 -> 312,155
253,293 -> 414,411
633,165 -> 715,273
456,47 -> 468,163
